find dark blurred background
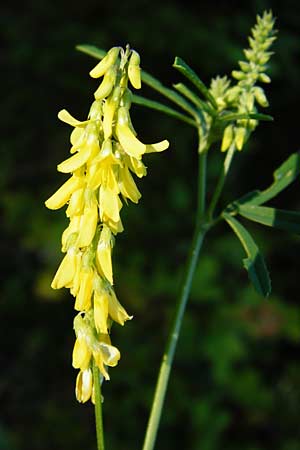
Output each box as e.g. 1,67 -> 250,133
2,0 -> 300,449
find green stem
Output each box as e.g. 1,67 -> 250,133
197,149 -> 207,219
142,226 -> 206,450
93,360 -> 105,450
207,143 -> 235,220
142,135 -> 208,450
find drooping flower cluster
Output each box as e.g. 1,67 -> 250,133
45,46 -> 169,403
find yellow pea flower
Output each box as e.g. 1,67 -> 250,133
51,249 -> 77,289
94,289 -> 109,334
128,50 -> 141,90
93,340 -> 121,380
75,368 -> 93,403
119,165 -> 141,203
96,224 -> 113,285
72,336 -> 92,370
108,288 -> 132,326
45,175 -> 83,210
74,267 -> 94,311
76,197 -> 98,248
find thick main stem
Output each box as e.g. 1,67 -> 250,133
142,149 -> 208,450
93,360 -> 105,450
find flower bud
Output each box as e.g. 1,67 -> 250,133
128,50 -> 141,89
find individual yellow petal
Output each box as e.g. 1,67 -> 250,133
119,166 -> 141,203
74,268 -> 94,311
128,50 -> 141,90
76,200 -> 98,248
108,289 -> 132,325
93,352 -> 110,380
104,217 -> 124,235
72,337 -> 91,370
70,252 -> 82,297
145,140 -> 169,153
116,107 -> 146,159
89,47 -> 120,78
94,290 -> 109,334
45,176 -> 83,210
70,127 -> 85,147
94,66 -> 117,100
75,369 -> 93,403
51,250 -> 77,289
58,109 -> 89,128
99,186 -> 122,222
57,146 -> 93,173
96,225 -> 113,284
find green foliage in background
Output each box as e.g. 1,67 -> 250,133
2,1 -> 300,449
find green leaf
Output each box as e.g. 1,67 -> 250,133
236,152 -> 300,206
76,44 -> 106,59
173,57 -> 218,109
76,44 -> 197,120
141,71 -> 197,118
131,94 -> 196,127
220,112 -> 273,122
173,83 -> 217,117
223,213 -> 271,297
238,204 -> 300,234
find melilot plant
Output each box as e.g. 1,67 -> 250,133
45,11 -> 300,450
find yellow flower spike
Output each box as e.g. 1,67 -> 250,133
94,66 -> 118,100
45,175 -> 83,210
99,186 -> 122,223
51,249 -> 77,289
66,188 -> 85,218
94,288 -> 109,334
145,140 -> 169,154
128,50 -> 141,89
75,368 -> 93,403
89,47 -> 120,79
96,225 -> 114,284
58,109 -> 90,128
221,124 -> 234,152
108,288 -> 133,325
119,166 -> 141,203
74,267 -> 94,311
72,336 -> 92,370
115,107 -> 146,159
103,86 -> 121,139
76,197 -> 98,248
